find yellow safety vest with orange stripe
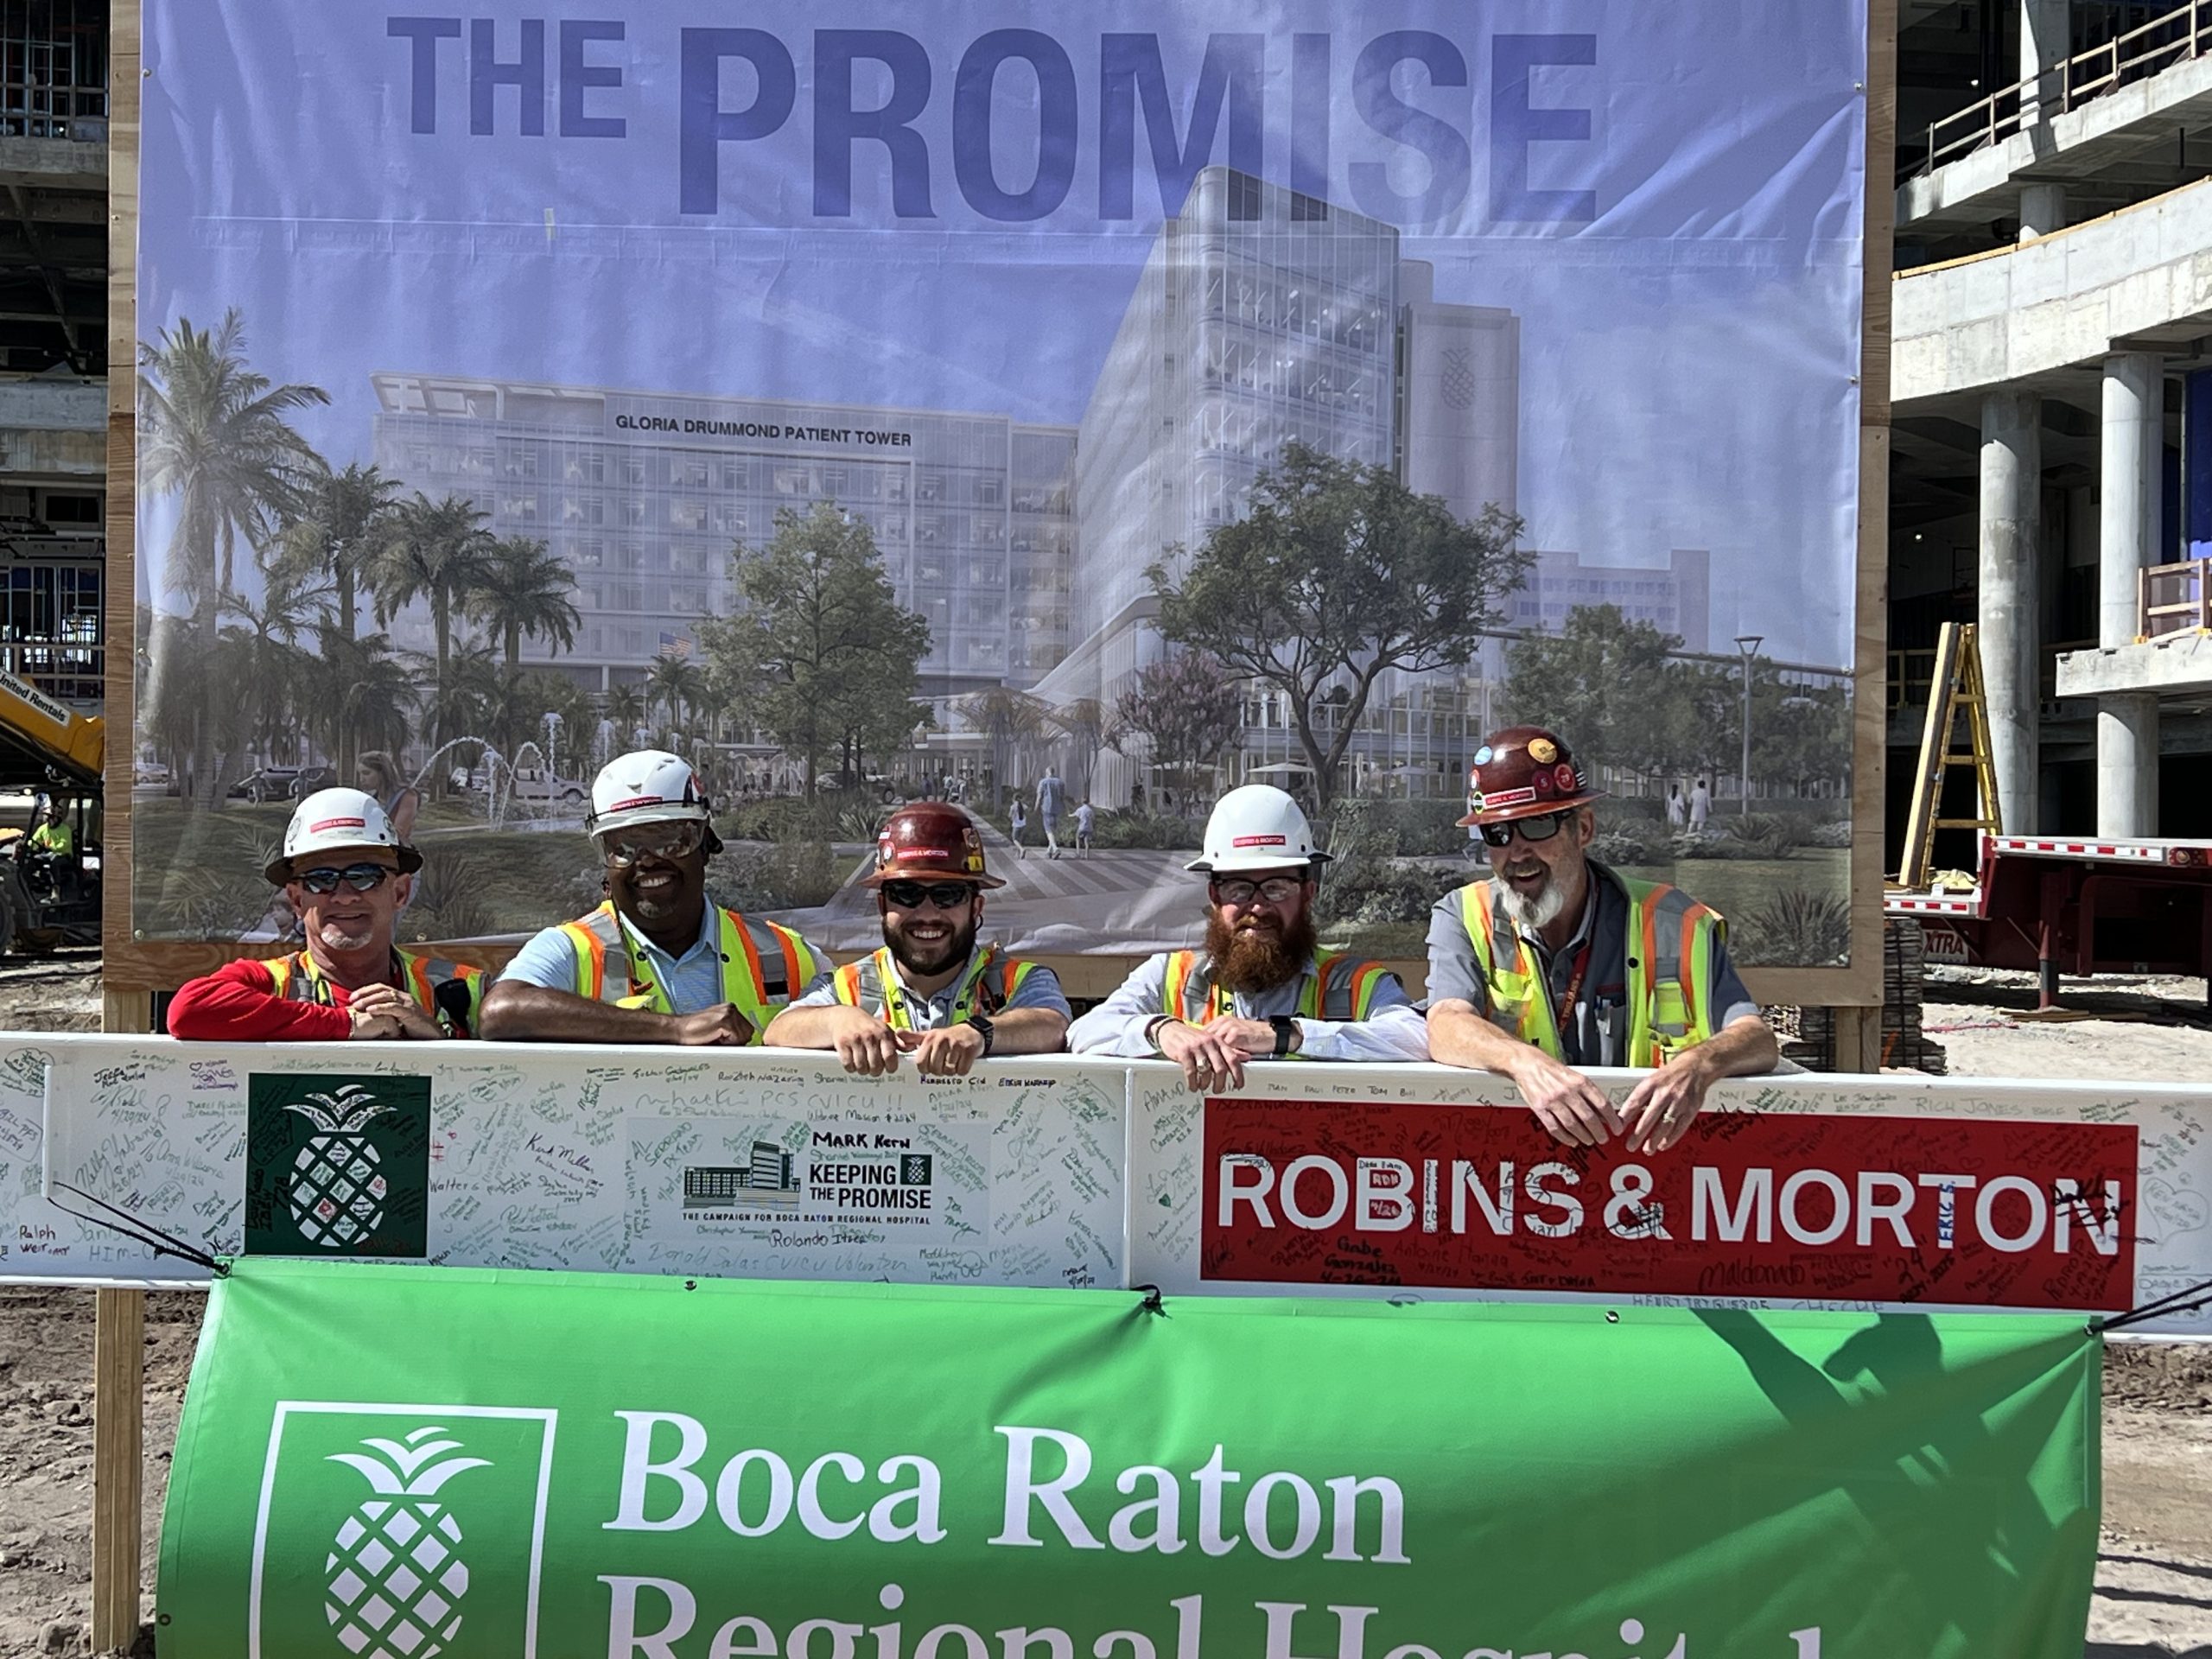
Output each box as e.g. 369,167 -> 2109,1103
1160,948 -> 1393,1037
1459,872 -> 1720,1066
264,949 -> 485,1038
829,944 -> 1039,1029
554,900 -> 819,1035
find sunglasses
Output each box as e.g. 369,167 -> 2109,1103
1477,810 -> 1578,849
604,822 -> 706,868
881,880 -> 977,910
296,862 -> 393,895
1209,876 -> 1306,906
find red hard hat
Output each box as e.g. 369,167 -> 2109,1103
862,803 -> 1005,889
1457,726 -> 1605,828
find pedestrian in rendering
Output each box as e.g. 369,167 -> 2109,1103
1688,777 -> 1712,836
1037,766 -> 1065,859
1075,799 -> 1096,855
1665,784 -> 1686,830
1008,796 -> 1028,856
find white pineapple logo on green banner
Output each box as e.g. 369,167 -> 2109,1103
324,1426 -> 486,1656
251,1402 -> 556,1659
246,1073 -> 433,1257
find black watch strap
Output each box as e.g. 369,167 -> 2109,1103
967,1014 -> 996,1055
1268,1015 -> 1298,1058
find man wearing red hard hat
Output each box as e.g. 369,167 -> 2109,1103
1426,726 -> 1777,1153
763,802 -> 1069,1076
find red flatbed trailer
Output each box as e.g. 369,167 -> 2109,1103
1885,835 -> 2212,1009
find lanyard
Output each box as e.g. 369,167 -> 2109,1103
1550,936 -> 1596,1045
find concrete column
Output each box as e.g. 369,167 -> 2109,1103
2018,183 -> 2066,240
2099,353 -> 2162,837
1980,391 -> 2041,837
2019,0 -> 2071,125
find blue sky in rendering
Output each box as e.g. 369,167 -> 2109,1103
138,0 -> 1866,668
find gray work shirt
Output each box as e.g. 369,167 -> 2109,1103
1423,861 -> 1758,1067
789,947 -> 1071,1030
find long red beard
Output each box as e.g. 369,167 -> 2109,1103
1205,906 -> 1317,995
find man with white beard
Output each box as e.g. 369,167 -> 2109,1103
1426,726 -> 1776,1154
1067,785 -> 1428,1090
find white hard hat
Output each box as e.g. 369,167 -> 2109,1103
588,749 -> 714,839
267,788 -> 421,885
1185,785 -> 1332,875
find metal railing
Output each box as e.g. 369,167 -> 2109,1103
1902,0 -> 2212,183
2141,556 -> 2212,638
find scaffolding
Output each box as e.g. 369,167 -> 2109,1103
0,0 -> 105,141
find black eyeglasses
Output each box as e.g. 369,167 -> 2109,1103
296,863 -> 393,895
1477,810 -> 1576,849
881,880 -> 976,910
1210,876 -> 1305,906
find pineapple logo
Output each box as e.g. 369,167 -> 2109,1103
250,1402 -> 556,1659
287,1086 -> 393,1249
246,1072 -> 432,1258
323,1427 -> 486,1657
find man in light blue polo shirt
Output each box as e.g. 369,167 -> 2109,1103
480,750 -> 830,1046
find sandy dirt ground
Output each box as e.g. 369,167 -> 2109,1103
0,957 -> 2207,1656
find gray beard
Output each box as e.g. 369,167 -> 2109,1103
1497,875 -> 1567,934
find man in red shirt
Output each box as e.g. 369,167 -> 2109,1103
168,788 -> 483,1041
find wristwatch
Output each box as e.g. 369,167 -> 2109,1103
1268,1015 -> 1299,1058
965,1014 -> 996,1056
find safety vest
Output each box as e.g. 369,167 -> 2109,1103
554,900 -> 818,1034
830,944 -> 1039,1030
1160,949 -> 1393,1034
1459,872 -> 1720,1067
264,949 -> 485,1038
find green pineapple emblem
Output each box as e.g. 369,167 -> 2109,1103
284,1085 -> 394,1247
323,1427 -> 488,1657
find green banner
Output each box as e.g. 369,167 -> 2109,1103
159,1260 -> 2101,1659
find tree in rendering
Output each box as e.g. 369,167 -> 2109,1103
470,535 -> 580,670
138,308 -> 329,805
1152,442 -> 1528,810
367,493 -> 495,751
701,504 -> 930,801
1106,652 -> 1244,813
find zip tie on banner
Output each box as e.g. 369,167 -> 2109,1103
44,1179 -> 231,1276
2092,1275 -> 2212,1336
1133,1283 -> 1166,1318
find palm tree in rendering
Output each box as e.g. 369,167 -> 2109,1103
368,493 -> 495,751
469,535 -> 581,670
646,650 -> 704,745
138,308 -> 329,806
602,682 -> 647,753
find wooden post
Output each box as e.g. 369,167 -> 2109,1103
96,0 -> 148,1640
91,1288 -> 145,1651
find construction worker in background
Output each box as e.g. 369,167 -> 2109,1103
169,789 -> 482,1040
763,803 -> 1069,1074
1426,727 -> 1777,1154
481,749 -> 829,1044
1068,784 -> 1427,1089
23,795 -> 71,857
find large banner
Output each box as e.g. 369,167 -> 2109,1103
131,1 -> 1867,971
157,1258 -> 2098,1659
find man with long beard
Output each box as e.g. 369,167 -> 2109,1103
1067,785 -> 1427,1090
763,803 -> 1070,1075
1426,726 -> 1777,1154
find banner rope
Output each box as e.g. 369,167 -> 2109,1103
44,1179 -> 231,1276
2094,1275 -> 2212,1334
